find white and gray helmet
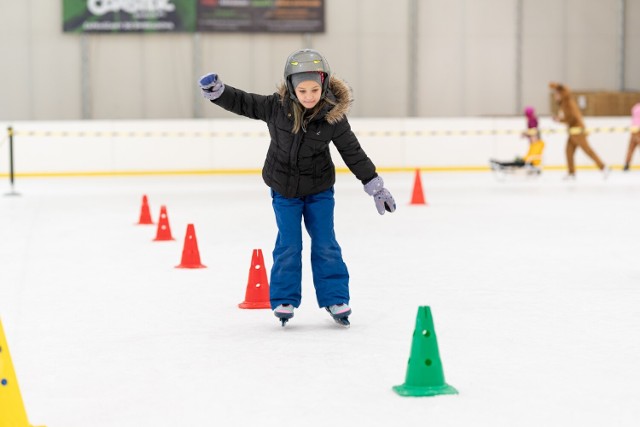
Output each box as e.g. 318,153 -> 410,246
284,49 -> 331,100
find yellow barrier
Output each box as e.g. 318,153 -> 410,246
3,125 -> 637,179
10,126 -> 639,139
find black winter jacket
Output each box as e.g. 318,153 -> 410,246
212,76 -> 377,198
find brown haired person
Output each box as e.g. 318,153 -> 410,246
549,82 -> 610,180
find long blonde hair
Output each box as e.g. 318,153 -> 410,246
290,97 -> 337,134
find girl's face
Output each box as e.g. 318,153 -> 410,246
295,81 -> 322,109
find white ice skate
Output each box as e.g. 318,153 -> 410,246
274,304 -> 294,327
326,304 -> 351,328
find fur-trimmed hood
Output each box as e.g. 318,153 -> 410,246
277,75 -> 353,124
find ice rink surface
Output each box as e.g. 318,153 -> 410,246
1,170 -> 639,427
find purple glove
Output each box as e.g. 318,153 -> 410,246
199,73 -> 225,101
364,176 -> 396,215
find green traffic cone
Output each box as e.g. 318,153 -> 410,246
393,306 -> 458,397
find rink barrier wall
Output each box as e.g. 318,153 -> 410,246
0,117 -> 636,178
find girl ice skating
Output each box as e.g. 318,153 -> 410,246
199,49 -> 396,327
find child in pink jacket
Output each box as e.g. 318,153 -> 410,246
623,103 -> 640,171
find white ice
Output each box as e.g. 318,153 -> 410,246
1,170 -> 639,427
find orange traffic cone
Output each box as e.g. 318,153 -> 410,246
137,194 -> 154,224
410,169 -> 428,205
175,224 -> 206,268
239,249 -> 271,309
153,205 -> 175,241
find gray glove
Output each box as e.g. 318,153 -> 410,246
199,73 -> 225,101
363,176 -> 396,215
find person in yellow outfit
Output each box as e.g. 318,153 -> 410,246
490,132 -> 545,172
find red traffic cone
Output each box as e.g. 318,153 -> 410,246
176,224 -> 206,268
239,249 -> 271,309
410,169 -> 428,205
137,194 -> 154,224
153,205 -> 175,241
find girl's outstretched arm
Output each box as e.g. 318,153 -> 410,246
198,73 -> 274,122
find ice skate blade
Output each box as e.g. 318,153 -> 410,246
333,317 -> 350,328
274,309 -> 294,325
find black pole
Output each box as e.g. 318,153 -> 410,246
5,126 -> 19,196
8,126 -> 14,186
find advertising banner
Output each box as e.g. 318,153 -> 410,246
63,0 -> 324,33
196,0 -> 324,33
63,0 -> 197,33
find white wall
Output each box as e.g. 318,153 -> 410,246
0,117 -> 633,177
0,0 -> 638,120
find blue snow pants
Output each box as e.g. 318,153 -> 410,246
269,187 -> 350,309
